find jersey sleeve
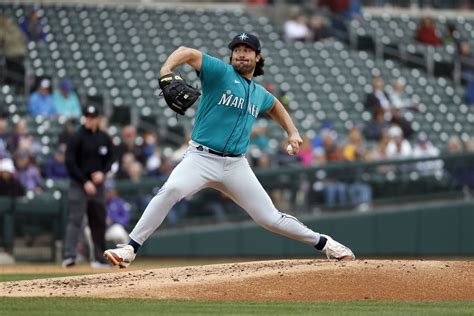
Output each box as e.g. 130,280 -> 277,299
199,53 -> 229,89
260,89 -> 276,112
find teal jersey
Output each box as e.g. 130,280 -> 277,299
191,53 -> 275,155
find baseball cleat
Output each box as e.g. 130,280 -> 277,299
103,244 -> 136,268
320,234 -> 355,260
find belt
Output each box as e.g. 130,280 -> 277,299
195,145 -> 241,157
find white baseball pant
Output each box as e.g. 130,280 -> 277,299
129,143 -> 322,247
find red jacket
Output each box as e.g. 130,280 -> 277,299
415,26 -> 442,46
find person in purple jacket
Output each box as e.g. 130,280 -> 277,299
44,144 -> 69,180
104,181 -> 131,245
14,149 -> 42,193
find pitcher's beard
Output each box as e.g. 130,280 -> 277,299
233,63 -> 254,76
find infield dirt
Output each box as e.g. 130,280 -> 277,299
1,259 -> 473,301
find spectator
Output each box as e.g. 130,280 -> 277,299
413,137 -> 443,177
14,149 -> 42,193
0,150 -> 25,197
366,136 -> 394,174
390,107 -> 414,140
342,126 -> 366,161
364,107 -> 388,141
44,144 -> 69,180
312,121 -> 337,149
321,128 -> 344,162
52,79 -> 81,118
18,7 -> 46,42
116,152 -> 136,180
283,14 -> 311,42
309,15 -> 333,42
442,23 -> 459,45
387,79 -> 417,110
28,79 -> 55,117
0,16 -> 27,94
58,118 -> 78,145
104,181 -> 130,245
385,125 -> 413,159
319,0 -> 363,40
415,17 -> 442,46
142,130 -> 158,160
127,161 -> 144,183
115,125 -> 146,166
364,76 -> 391,116
457,41 -> 474,104
8,119 -> 41,155
0,112 -> 9,151
297,136 -> 314,167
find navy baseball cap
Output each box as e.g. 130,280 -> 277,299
83,104 -> 100,117
228,32 -> 261,53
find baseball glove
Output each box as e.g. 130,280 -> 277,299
159,72 -> 201,115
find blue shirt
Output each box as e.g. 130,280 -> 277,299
28,92 -> 55,116
192,53 -> 275,155
52,91 -> 81,117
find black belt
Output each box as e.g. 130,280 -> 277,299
196,145 -> 241,157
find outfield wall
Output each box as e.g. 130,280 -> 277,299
140,201 -> 474,257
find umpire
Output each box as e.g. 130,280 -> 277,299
62,105 -> 114,267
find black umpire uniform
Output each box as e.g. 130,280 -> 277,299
63,105 -> 114,266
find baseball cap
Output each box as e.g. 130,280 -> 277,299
228,32 -> 261,53
60,79 -> 73,92
83,104 -> 100,117
40,79 -> 51,89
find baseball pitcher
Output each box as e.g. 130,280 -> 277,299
104,32 -> 355,268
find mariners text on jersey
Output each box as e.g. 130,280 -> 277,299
217,93 -> 260,118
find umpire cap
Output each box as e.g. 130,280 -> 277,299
83,104 -> 101,117
228,32 -> 261,53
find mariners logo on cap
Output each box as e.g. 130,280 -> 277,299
238,33 -> 249,41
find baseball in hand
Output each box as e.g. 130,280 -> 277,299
286,144 -> 295,155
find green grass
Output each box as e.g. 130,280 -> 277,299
0,298 -> 473,316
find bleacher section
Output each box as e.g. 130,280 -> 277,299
1,3 -> 473,154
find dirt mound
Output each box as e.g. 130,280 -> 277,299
1,260 -> 473,301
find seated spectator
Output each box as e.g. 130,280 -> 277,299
364,107 -> 388,141
0,150 -> 25,197
142,130 -> 158,160
312,121 -> 337,149
309,15 -> 333,42
128,161 -> 144,183
442,23 -> 459,45
0,112 -> 10,151
104,181 -> 130,245
52,79 -> 81,118
44,144 -> 69,180
115,125 -> 146,166
283,14 -> 311,42
415,17 -> 442,46
364,76 -> 391,116
58,118 -> 78,145
387,79 -> 417,111
297,136 -> 314,167
13,149 -> 42,193
0,16 -> 27,94
390,107 -> 414,140
342,126 -> 366,161
413,137 -> 443,177
116,152 -> 136,180
28,79 -> 55,117
457,41 -> 474,104
8,119 -> 41,155
321,129 -> 344,162
319,0 -> 363,39
385,125 -> 413,159
18,7 -> 46,42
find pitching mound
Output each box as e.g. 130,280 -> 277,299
1,260 -> 473,301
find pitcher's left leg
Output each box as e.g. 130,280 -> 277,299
220,158 -> 320,246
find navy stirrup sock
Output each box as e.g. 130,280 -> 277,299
314,235 -> 327,251
128,239 -> 141,254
